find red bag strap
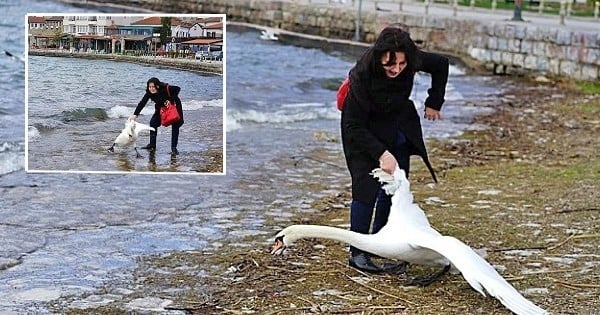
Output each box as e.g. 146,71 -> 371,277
165,83 -> 170,98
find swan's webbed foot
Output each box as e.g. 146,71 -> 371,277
107,144 -> 115,152
135,147 -> 142,158
381,261 -> 409,275
408,264 -> 451,287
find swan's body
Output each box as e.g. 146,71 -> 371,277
272,167 -> 548,315
107,119 -> 154,157
259,29 -> 278,41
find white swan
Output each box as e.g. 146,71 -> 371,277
259,28 -> 278,41
107,118 -> 154,157
272,167 -> 548,315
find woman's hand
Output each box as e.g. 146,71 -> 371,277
128,114 -> 137,121
424,107 -> 441,121
379,150 -> 397,174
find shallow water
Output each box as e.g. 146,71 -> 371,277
27,56 -> 224,173
0,1 -> 513,313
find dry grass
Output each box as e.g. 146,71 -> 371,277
56,78 -> 599,314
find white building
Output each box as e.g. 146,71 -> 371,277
62,16 -> 139,36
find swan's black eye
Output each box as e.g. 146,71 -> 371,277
275,235 -> 284,242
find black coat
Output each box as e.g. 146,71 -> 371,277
341,50 -> 448,203
134,84 -> 184,124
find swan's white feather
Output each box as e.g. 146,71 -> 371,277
372,167 -> 548,315
133,121 -> 154,135
112,119 -> 154,148
275,167 -> 548,315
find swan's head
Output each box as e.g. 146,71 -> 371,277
271,225 -> 303,255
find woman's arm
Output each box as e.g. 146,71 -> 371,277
419,51 -> 449,111
132,92 -> 151,117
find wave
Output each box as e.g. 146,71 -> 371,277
0,141 -> 24,175
226,101 -> 339,132
27,126 -> 41,142
185,99 -> 223,110
411,77 -> 464,109
108,105 -> 136,119
449,64 -> 465,76
107,99 -> 223,119
296,77 -> 345,92
29,119 -> 65,132
61,108 -> 109,122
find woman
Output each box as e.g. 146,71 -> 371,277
129,77 -> 184,155
341,26 -> 449,272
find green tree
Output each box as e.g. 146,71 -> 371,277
160,17 -> 171,47
51,29 -> 62,47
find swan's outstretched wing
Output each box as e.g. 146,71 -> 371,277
409,234 -> 548,315
134,122 -> 155,135
372,167 -> 548,315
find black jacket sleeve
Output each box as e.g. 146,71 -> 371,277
134,92 -> 151,116
418,51 -> 449,111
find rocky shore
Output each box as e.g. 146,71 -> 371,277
46,72 -> 599,313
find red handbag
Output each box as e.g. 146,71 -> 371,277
160,84 -> 181,126
336,77 -> 350,111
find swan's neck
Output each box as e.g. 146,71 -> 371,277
288,225 -> 373,250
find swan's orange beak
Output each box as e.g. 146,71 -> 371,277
271,239 -> 284,255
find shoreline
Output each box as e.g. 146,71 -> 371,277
129,79 -> 598,314
28,49 -> 223,75
47,77 -> 600,314
227,21 -> 481,73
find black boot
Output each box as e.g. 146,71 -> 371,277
141,131 -> 156,151
171,124 -> 180,155
349,252 -> 382,273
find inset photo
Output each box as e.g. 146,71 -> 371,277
26,13 -> 225,174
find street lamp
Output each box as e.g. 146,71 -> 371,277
354,0 -> 363,41
511,0 -> 525,21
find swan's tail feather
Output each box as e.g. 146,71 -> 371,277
134,122 -> 155,134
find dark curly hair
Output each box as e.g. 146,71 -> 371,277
146,77 -> 164,93
353,26 -> 421,80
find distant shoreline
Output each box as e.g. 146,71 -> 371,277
28,49 -> 223,75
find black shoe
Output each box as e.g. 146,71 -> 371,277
381,261 -> 409,275
141,144 -> 155,151
349,253 -> 382,273
171,147 -> 179,155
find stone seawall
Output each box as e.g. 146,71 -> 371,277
29,50 -> 223,75
73,0 -> 598,80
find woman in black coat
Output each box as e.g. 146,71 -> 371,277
129,77 -> 184,155
341,26 -> 449,272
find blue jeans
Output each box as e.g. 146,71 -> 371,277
149,113 -> 182,149
350,131 -> 410,256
